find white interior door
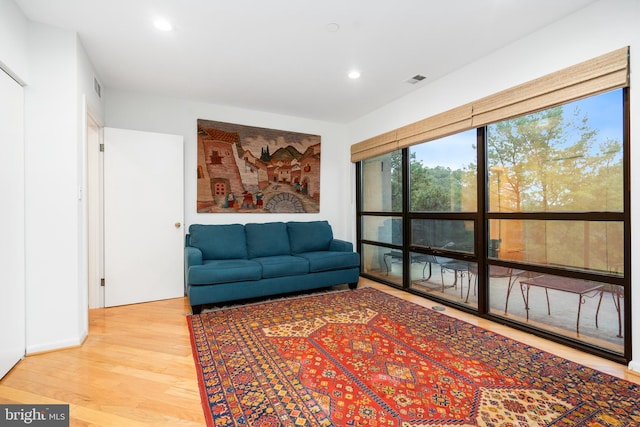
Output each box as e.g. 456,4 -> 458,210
0,69 -> 25,378
104,127 -> 184,307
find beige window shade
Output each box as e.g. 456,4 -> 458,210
350,130 -> 397,163
351,46 -> 629,162
472,47 -> 629,127
396,103 -> 473,149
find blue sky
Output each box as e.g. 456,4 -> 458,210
409,130 -> 477,170
410,88 -> 623,169
571,88 -> 623,145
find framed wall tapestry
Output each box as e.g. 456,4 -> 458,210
197,119 -> 321,213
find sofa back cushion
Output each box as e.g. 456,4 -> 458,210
287,221 -> 333,254
245,222 -> 291,258
188,224 -> 248,260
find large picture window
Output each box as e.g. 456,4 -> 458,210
356,87 -> 628,362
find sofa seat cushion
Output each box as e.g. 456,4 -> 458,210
189,259 -> 261,285
295,251 -> 360,273
252,255 -> 309,278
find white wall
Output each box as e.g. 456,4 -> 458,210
0,0 -> 28,83
23,23 -> 83,353
103,91 -> 355,241
6,13 -> 103,353
348,0 -> 640,370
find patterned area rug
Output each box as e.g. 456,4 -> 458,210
188,287 -> 640,426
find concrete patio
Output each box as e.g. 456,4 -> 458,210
368,258 -> 624,354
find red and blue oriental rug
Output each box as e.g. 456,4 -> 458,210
188,287 -> 640,426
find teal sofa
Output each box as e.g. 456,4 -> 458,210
185,221 -> 360,313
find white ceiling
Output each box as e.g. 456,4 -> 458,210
15,0 -> 598,123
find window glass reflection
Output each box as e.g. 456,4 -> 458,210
411,219 -> 474,254
488,220 -> 623,276
361,243 -> 402,286
362,151 -> 402,212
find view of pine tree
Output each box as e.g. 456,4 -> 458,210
487,105 -> 622,212
407,129 -> 477,213
410,158 -> 463,211
390,150 -> 466,213
403,103 -> 622,214
377,92 -> 622,272
389,150 -> 403,211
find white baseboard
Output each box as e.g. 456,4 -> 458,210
627,360 -> 640,374
26,333 -> 87,356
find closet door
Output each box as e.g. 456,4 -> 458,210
0,69 -> 25,378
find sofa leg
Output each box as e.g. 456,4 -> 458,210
348,282 -> 358,290
191,305 -> 202,315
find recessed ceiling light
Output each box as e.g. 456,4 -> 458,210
348,71 -> 361,79
326,23 -> 340,32
154,19 -> 173,32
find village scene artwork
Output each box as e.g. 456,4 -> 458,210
196,119 -> 321,213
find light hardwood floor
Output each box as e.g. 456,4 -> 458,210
0,297 -> 203,426
1,278 -> 638,426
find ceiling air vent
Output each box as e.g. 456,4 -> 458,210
94,77 -> 102,98
406,74 -> 426,84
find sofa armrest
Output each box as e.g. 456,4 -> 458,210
185,246 -> 203,267
330,239 -> 353,252
184,246 -> 203,292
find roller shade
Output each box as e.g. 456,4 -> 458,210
351,46 -> 629,162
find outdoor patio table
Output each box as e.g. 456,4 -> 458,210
519,275 -> 603,336
596,284 -> 624,338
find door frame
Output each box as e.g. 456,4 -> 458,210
86,109 -> 104,308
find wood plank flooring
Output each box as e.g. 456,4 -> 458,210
0,297 -> 203,426
1,278 -> 638,426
